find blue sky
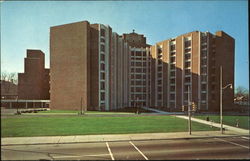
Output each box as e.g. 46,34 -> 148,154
1,0 -> 248,89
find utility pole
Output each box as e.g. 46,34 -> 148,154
188,85 -> 191,135
220,66 -> 223,134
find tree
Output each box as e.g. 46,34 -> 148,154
1,71 -> 18,84
235,86 -> 249,101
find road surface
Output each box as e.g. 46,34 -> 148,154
1,136 -> 249,160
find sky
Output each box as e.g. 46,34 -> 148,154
1,0 -> 248,90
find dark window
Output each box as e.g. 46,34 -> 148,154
158,59 -> 162,64
131,62 -> 134,66
101,92 -> 105,101
185,69 -> 191,75
212,84 -> 216,90
136,51 -> 141,56
170,52 -> 176,56
131,68 -> 134,72
201,75 -> 207,82
135,74 -> 141,79
136,81 -> 142,85
201,93 -> 206,100
170,64 -> 175,70
101,29 -> 105,37
136,62 -> 142,66
170,57 -> 175,63
101,63 -> 105,70
185,77 -> 190,82
158,73 -> 162,78
170,78 -> 175,84
170,45 -> 175,51
184,93 -> 188,100
184,85 -> 189,92
143,52 -> 146,56
185,40 -> 191,48
136,68 -> 142,72
170,71 -> 175,77
201,50 -> 207,57
158,48 -> 162,53
201,59 -> 207,66
201,67 -> 207,74
101,44 -> 105,52
101,54 -> 105,61
101,38 -> 105,43
131,51 -> 135,56
158,66 -> 162,71
185,54 -> 191,60
201,36 -> 207,43
170,94 -> 175,100
101,73 -> 105,80
158,80 -> 162,84
185,62 -> 191,68
158,86 -> 162,92
158,94 -> 162,100
170,86 -> 175,91
201,84 -> 206,91
101,82 -> 105,90
185,48 -> 191,53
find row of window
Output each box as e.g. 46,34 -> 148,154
131,87 -> 147,92
131,51 -> 147,56
131,68 -> 148,73
131,81 -> 147,85
131,74 -> 147,79
131,62 -> 148,66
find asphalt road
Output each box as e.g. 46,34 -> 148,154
1,136 -> 250,160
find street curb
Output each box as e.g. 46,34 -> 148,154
2,134 -> 249,146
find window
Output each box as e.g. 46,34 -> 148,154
100,29 -> 105,37
131,68 -> 134,72
185,40 -> 191,48
143,52 -> 146,56
101,38 -> 105,43
170,52 -> 176,56
170,57 -> 175,63
136,81 -> 142,85
201,67 -> 207,74
101,54 -> 105,61
136,87 -> 141,92
201,50 -> 207,57
201,59 -> 207,66
158,94 -> 162,100
201,84 -> 206,91
131,51 -> 135,56
101,44 -> 105,52
170,86 -> 175,91
170,45 -> 175,51
158,80 -> 162,84
170,94 -> 175,100
185,48 -> 191,53
158,48 -> 162,53
201,75 -> 207,82
136,51 -> 141,56
131,62 -> 134,66
158,59 -> 162,64
201,93 -> 206,100
212,84 -> 216,90
184,85 -> 189,92
185,69 -> 191,75
185,54 -> 191,60
185,77 -> 190,82
185,62 -> 191,68
101,92 -> 105,101
158,66 -> 162,71
184,93 -> 188,101
131,75 -> 134,79
170,71 -> 175,77
170,78 -> 175,84
101,63 -> 105,70
100,82 -> 105,90
170,64 -> 175,70
136,62 -> 142,66
201,36 -> 207,43
135,74 -> 142,79
136,68 -> 142,73
158,86 -> 162,92
101,73 -> 105,80
158,73 -> 162,78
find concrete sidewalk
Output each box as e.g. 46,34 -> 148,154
2,130 -> 248,146
175,115 -> 249,135
142,107 -> 249,135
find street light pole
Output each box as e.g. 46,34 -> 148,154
188,85 -> 191,135
220,66 -> 223,134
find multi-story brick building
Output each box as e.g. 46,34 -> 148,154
150,31 -> 234,112
50,20 -> 234,112
18,49 -> 50,100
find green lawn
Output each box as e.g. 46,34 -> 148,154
194,115 -> 249,129
1,115 -> 218,137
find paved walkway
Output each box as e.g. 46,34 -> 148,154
141,107 -> 183,115
2,131 -> 248,146
142,107 -> 249,135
